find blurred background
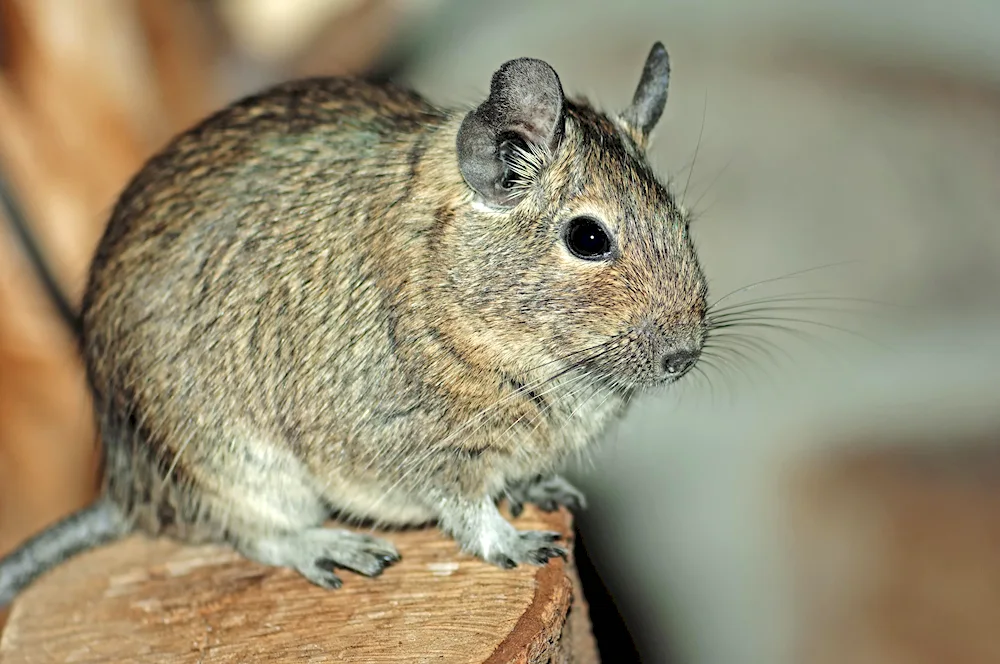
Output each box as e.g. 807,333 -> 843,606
1,1 -> 999,662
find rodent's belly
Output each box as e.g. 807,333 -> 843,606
322,475 -> 435,527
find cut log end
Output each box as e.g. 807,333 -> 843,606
0,505 -> 598,663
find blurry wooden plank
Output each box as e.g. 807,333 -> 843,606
292,0 -> 406,78
0,0 -> 158,290
788,440 -> 1000,664
216,0 -> 364,63
0,78 -> 87,308
135,0 -> 222,136
0,79 -> 100,525
0,507 -> 599,663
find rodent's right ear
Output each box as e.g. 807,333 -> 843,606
456,57 -> 566,209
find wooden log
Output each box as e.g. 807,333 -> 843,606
135,0 -> 222,137
0,506 -> 599,663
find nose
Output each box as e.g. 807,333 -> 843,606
661,348 -> 699,378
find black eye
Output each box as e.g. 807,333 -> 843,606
564,217 -> 613,260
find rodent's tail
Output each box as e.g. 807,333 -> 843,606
0,496 -> 125,607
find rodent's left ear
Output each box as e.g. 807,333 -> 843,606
457,57 -> 566,209
620,42 -> 671,148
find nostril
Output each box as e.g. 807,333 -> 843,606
662,349 -> 699,377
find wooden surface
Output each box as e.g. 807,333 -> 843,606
789,441 -> 1000,664
0,506 -> 598,663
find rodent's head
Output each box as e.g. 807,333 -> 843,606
441,42 -> 706,392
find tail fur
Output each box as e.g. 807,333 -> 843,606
0,497 -> 125,607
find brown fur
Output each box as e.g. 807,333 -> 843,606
76,48 -> 707,577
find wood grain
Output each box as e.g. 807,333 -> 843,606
0,506 -> 597,663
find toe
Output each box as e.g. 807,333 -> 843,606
495,555 -> 517,569
521,531 -> 561,543
538,499 -> 558,512
303,562 -> 343,589
527,546 -> 567,564
375,551 -> 400,565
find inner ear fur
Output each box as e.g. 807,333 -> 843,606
457,57 -> 566,208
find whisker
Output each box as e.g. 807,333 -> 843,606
700,346 -> 757,387
495,371 -> 594,454
564,374 -> 606,422
705,332 -> 787,368
696,350 -> 735,377
708,330 -> 800,365
709,293 -> 896,316
570,379 -> 618,473
522,374 -> 601,454
690,157 -> 733,217
681,92 -> 709,210
522,339 -> 619,374
503,372 -> 601,478
708,341 -> 773,380
688,364 -> 717,404
696,352 -> 740,406
692,354 -> 724,379
708,316 -> 882,347
709,303 -> 889,322
707,261 -> 863,310
432,342 -> 618,449
709,320 -> 834,348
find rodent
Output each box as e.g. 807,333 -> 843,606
0,41 -> 707,602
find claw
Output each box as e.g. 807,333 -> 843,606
315,558 -> 340,572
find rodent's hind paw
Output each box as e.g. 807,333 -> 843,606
317,531 -> 401,578
506,474 -> 587,517
485,530 -> 567,568
239,528 -> 400,589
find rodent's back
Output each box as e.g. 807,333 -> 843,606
81,78 -> 450,526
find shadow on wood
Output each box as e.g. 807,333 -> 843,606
0,506 -> 597,663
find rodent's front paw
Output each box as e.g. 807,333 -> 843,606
486,530 -> 567,569
507,474 -> 587,517
438,497 -> 568,570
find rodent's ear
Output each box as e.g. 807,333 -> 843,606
620,42 -> 671,147
457,57 -> 566,208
